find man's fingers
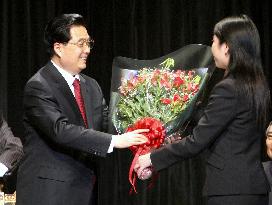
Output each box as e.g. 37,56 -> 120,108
132,134 -> 148,143
130,129 -> 149,134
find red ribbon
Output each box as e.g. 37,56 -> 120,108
126,117 -> 165,193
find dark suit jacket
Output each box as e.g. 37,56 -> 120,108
0,118 -> 24,194
151,74 -> 270,196
16,62 -> 112,205
263,161 -> 272,205
0,119 -> 23,170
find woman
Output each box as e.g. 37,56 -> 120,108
135,15 -> 271,205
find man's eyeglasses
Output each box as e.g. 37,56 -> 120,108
67,38 -> 94,49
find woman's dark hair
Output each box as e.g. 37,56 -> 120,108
44,13 -> 87,57
214,14 -> 270,130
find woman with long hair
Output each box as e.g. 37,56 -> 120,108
135,15 -> 271,205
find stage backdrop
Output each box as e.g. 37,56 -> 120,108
0,1 -> 271,205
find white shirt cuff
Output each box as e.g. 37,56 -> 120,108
0,163 -> 8,177
107,135 -> 117,153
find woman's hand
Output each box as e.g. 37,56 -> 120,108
134,153 -> 152,176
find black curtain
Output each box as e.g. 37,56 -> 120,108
1,1 -> 272,204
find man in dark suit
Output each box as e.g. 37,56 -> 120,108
265,124 -> 272,205
0,114 -> 23,178
0,114 -> 23,194
16,14 -> 147,205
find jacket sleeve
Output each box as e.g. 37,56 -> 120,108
151,79 -> 238,171
102,98 -> 109,132
0,119 -> 23,169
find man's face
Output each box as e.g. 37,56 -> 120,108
59,25 -> 91,75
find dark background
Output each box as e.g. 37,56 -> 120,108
0,0 -> 271,204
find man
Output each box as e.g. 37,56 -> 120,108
0,114 -> 23,178
16,14 -> 147,205
265,123 -> 272,205
0,114 -> 23,193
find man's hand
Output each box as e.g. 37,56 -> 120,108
113,129 -> 149,148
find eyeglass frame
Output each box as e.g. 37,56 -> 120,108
65,38 -> 95,49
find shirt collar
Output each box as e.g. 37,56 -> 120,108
51,60 -> 80,87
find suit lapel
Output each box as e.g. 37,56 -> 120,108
42,62 -> 84,124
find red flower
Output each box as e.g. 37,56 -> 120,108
173,76 -> 184,87
161,98 -> 172,104
173,94 -> 181,102
192,84 -> 199,92
160,79 -> 172,89
183,94 -> 189,102
187,83 -> 192,91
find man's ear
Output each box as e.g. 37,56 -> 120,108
53,42 -> 63,57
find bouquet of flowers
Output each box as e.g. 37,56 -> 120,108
112,57 -> 209,193
116,59 -> 201,130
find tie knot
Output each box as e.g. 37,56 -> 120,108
73,78 -> 80,88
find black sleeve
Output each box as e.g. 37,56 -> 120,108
151,79 -> 237,171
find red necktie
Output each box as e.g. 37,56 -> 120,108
73,79 -> 88,127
